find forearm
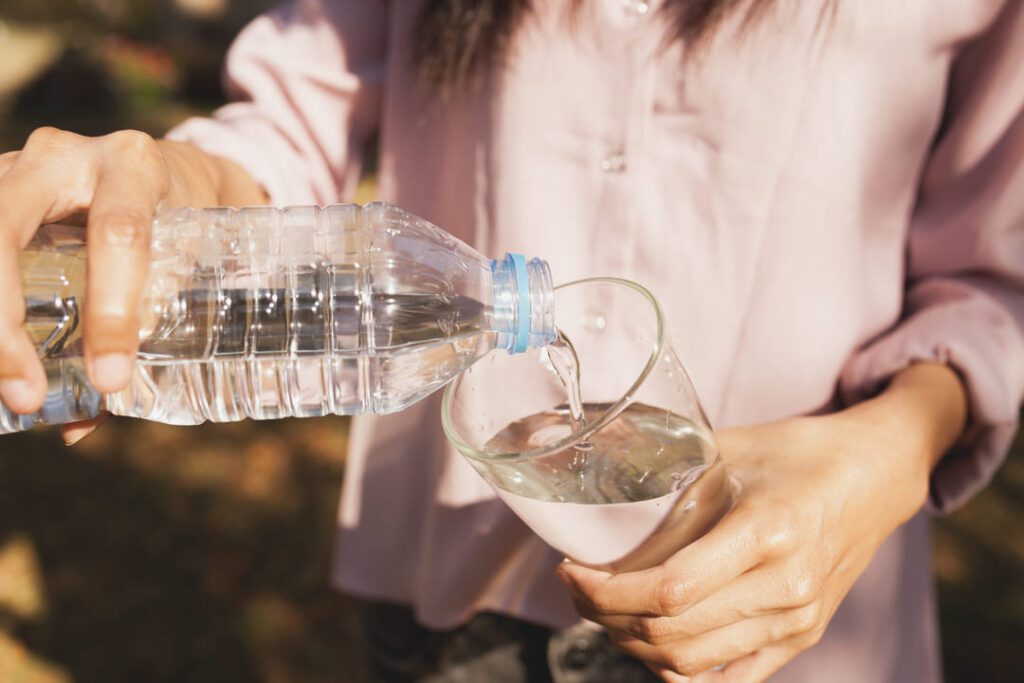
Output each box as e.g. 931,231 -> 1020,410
157,139 -> 268,208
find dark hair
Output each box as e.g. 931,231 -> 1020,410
414,0 -> 789,89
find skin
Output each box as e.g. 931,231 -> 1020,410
1,128 -> 969,680
558,362 -> 968,682
0,128 -> 266,443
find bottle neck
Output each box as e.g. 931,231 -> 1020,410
490,254 -> 556,354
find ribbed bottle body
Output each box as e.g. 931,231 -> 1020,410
3,203 -> 545,433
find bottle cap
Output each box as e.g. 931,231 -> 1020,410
505,254 -> 530,353
490,253 -> 554,354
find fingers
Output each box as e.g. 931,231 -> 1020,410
60,414 -> 109,446
0,245 -> 48,411
84,132 -> 167,392
714,647 -> 795,683
0,163 -> 59,412
559,503 -> 765,618
582,557 -> 828,646
609,609 -> 816,680
650,666 -> 693,682
586,570 -> 773,644
0,129 -> 100,412
0,128 -> 169,412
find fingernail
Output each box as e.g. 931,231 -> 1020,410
0,378 -> 36,411
90,353 -> 134,391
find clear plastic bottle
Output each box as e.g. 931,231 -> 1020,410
2,202 -> 555,433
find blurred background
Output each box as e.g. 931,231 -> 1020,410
0,1 -> 1021,682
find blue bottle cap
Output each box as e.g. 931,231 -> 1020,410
507,253 -> 531,354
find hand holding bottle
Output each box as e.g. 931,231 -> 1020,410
3,160 -> 553,436
0,128 -> 264,440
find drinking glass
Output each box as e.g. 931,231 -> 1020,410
442,277 -> 733,572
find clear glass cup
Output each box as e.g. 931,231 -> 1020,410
442,277 -> 733,572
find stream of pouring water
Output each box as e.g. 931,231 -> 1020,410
546,330 -> 592,470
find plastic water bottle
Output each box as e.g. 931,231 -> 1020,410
2,202 -> 555,434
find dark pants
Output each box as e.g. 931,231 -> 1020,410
357,599 -> 660,683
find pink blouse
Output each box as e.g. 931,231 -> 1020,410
169,1 -> 1024,680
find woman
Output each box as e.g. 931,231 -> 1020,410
0,1 -> 1021,680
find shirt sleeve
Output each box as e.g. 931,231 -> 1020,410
166,0 -> 387,205
840,0 -> 1024,513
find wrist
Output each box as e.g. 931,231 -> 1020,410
878,362 -> 968,468
843,362 -> 968,514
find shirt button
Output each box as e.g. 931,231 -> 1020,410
601,152 -> 628,173
622,0 -> 651,16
